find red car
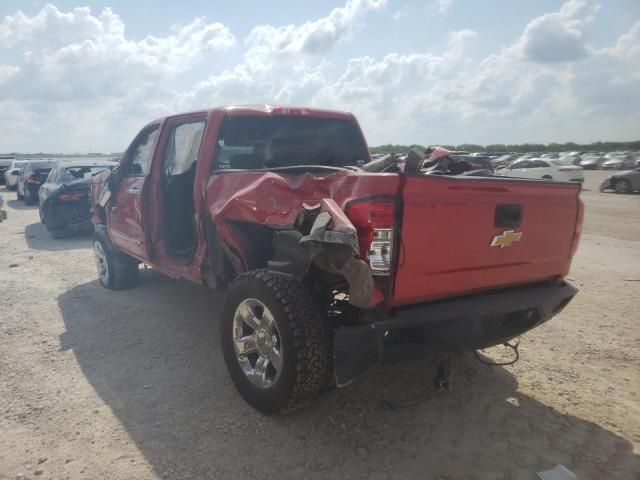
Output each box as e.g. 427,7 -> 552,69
90,105 -> 583,413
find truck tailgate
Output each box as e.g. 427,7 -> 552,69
392,175 -> 581,307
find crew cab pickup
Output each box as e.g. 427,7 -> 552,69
90,105 -> 583,413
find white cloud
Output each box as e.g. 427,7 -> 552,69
0,0 -> 638,152
177,0 -> 386,111
243,0 -> 385,63
438,0 -> 454,15
517,0 -> 600,63
0,4 -> 236,151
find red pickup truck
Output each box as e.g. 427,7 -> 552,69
90,105 -> 583,413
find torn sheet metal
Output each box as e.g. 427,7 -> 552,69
300,199 -> 359,255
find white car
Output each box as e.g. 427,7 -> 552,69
497,158 -> 584,183
3,160 -> 28,190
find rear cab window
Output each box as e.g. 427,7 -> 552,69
213,115 -> 369,171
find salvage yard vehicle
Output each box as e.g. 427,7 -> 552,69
90,105 -> 583,413
0,156 -> 16,185
17,159 -> 58,205
602,154 -> 636,170
496,158 -> 584,183
0,192 -> 6,222
4,160 -> 28,190
38,160 -> 117,238
599,167 -> 640,194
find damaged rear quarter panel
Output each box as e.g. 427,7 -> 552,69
204,170 -> 401,302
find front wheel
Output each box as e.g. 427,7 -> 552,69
93,225 -> 139,290
221,270 -> 331,414
614,179 -> 631,194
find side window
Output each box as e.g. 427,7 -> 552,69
511,161 -> 528,169
163,120 -> 205,177
126,126 -> 160,176
530,160 -> 548,168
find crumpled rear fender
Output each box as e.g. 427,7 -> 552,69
265,198 -> 374,308
204,170 -> 401,305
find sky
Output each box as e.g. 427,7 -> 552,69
0,0 -> 639,153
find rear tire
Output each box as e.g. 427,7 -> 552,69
614,179 -> 631,194
93,225 -> 139,290
221,270 -> 331,414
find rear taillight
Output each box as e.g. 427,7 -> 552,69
345,199 -> 396,275
570,197 -> 584,258
57,193 -> 82,201
26,175 -> 38,184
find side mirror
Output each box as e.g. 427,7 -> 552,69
10,169 -> 19,176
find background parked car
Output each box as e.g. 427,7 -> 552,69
16,159 -> 58,205
579,154 -> 606,169
449,155 -> 495,173
0,192 -> 6,222
496,158 -> 584,182
38,161 -> 116,238
599,167 -> 640,194
0,156 -> 15,185
602,154 -> 636,170
3,160 -> 28,190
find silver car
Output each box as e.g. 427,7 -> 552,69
3,160 -> 28,190
599,167 -> 640,194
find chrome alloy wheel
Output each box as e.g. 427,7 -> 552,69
232,298 -> 283,389
93,240 -> 109,285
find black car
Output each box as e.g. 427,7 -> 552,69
17,159 -> 58,205
449,155 -> 495,173
38,161 -> 116,238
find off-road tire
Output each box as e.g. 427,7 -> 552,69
221,270 -> 331,414
614,179 -> 631,194
93,225 -> 139,290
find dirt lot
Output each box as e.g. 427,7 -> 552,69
1,171 -> 638,480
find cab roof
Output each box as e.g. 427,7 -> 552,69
151,104 -> 355,125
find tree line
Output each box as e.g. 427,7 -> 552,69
370,140 -> 640,155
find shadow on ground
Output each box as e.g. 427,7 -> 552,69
7,198 -> 37,211
57,273 -> 636,479
24,222 -> 92,251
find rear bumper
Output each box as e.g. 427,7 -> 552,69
44,201 -> 93,233
333,281 -> 578,386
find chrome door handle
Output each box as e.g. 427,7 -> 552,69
127,187 -> 141,195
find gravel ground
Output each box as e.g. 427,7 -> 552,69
1,171 -> 638,480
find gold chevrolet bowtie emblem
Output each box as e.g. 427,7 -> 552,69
491,230 -> 523,248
